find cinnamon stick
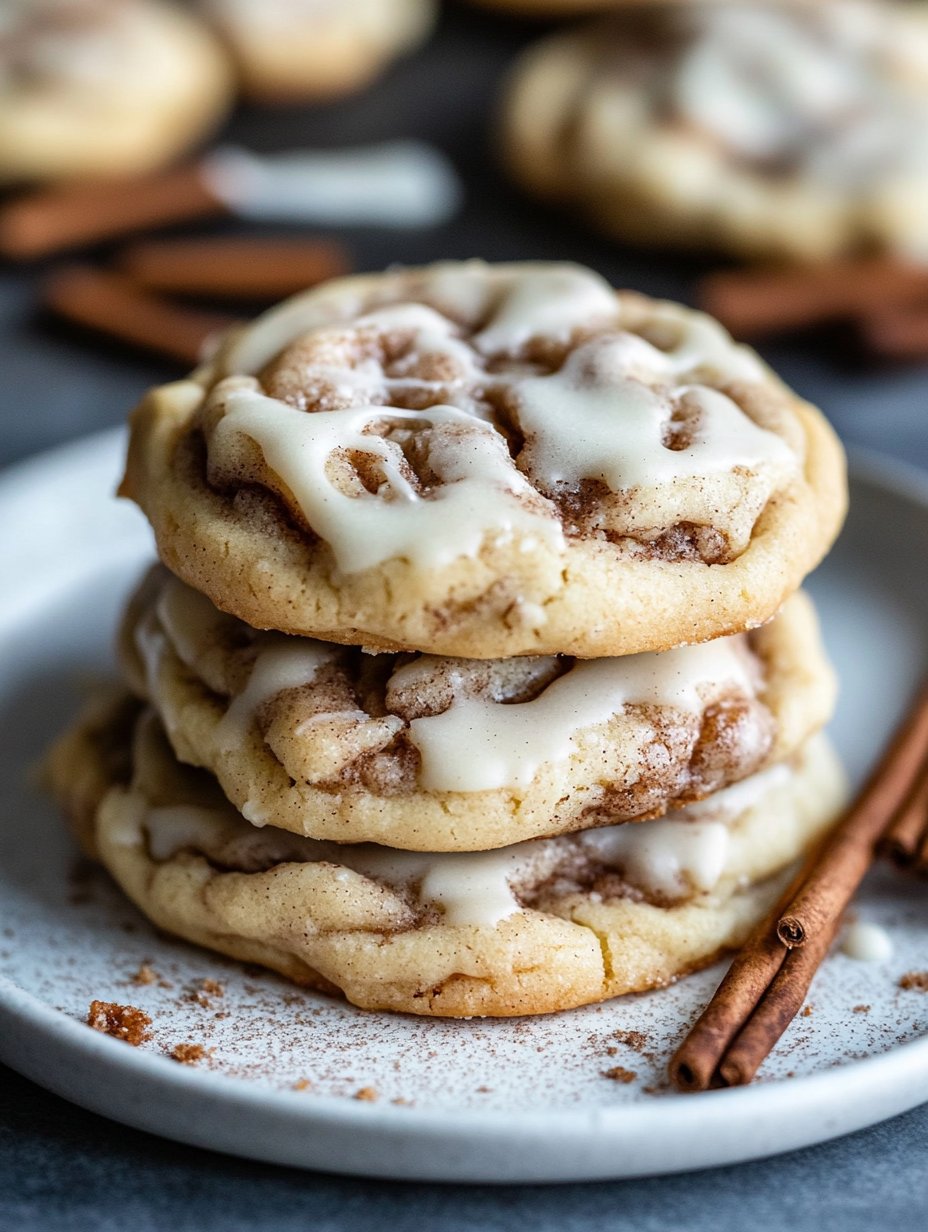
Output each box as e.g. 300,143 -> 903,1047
671,679 -> 928,1091
699,258 -> 928,339
858,305 -> 928,362
118,236 -> 350,300
777,683 -> 928,947
0,164 -> 223,260
716,914 -> 843,1087
669,919 -> 788,1091
44,266 -> 238,366
879,762 -> 928,870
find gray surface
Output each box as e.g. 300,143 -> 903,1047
1,4 -> 926,1227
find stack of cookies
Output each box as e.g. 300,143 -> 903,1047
50,260 -> 849,1017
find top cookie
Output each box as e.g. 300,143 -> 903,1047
501,1 -> 928,262
122,260 -> 846,658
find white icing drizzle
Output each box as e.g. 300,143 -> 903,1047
674,760 -> 790,821
201,141 -> 463,229
395,636 -> 757,793
669,4 -> 928,188
675,10 -> 858,164
215,639 -> 334,756
156,575 -> 228,672
133,609 -> 169,703
582,819 -> 729,900
513,335 -> 792,491
615,303 -> 765,383
205,0 -> 364,28
213,386 -> 564,574
292,302 -> 483,410
840,920 -> 894,962
145,805 -> 231,863
0,0 -> 221,107
0,1 -> 145,92
221,262 -> 759,379
347,846 -> 535,927
471,263 -> 617,355
204,263 -> 792,574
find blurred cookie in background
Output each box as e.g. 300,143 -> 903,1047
0,0 -> 233,182
198,0 -> 436,103
469,0 -> 660,15
500,0 -> 928,262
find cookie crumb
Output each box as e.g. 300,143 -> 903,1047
87,1000 -> 151,1045
899,971 -> 928,992
475,1085 -> 492,1094
170,1042 -> 209,1065
131,963 -> 157,986
354,1086 -> 379,1102
801,1005 -> 813,1017
293,1078 -> 312,1091
852,1004 -> 870,1014
201,978 -> 224,997
391,1097 -> 411,1107
601,1066 -> 637,1084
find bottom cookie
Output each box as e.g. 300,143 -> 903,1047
49,697 -> 846,1018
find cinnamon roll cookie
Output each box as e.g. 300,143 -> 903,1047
120,566 -> 836,851
49,699 -> 846,1017
501,1 -> 928,261
121,261 -> 846,659
0,0 -> 233,183
197,0 -> 435,103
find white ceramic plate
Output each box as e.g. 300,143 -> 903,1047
1,431 -> 926,1183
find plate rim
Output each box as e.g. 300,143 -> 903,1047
4,967 -> 928,1132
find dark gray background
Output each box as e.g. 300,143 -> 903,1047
2,5 -> 926,1228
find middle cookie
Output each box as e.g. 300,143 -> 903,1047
121,566 -> 836,851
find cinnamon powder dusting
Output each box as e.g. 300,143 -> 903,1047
87,1000 -> 151,1045
612,1029 -> 648,1052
